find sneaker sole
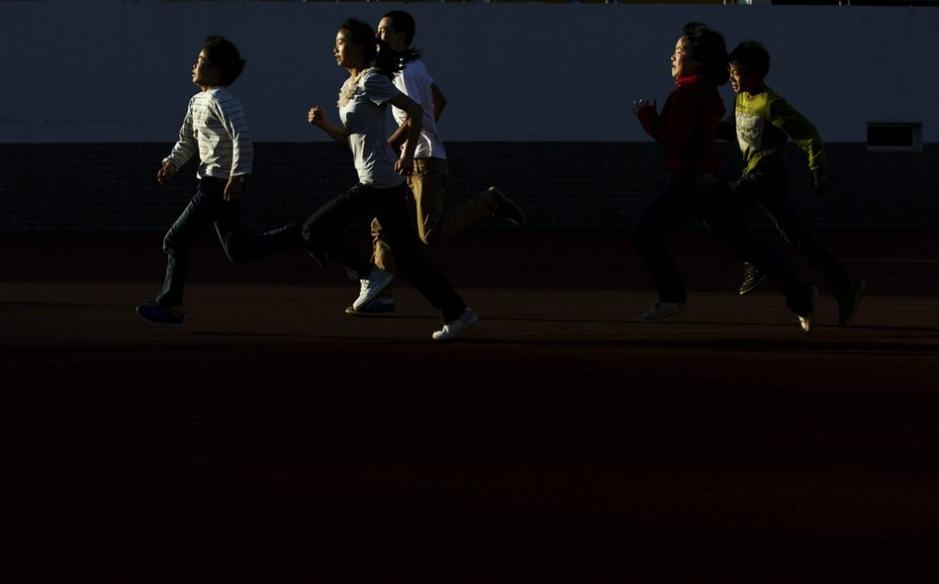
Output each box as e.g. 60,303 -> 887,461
638,304 -> 685,322
344,305 -> 397,317
432,312 -> 480,341
135,307 -> 185,327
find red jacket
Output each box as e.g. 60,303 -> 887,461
637,74 -> 725,175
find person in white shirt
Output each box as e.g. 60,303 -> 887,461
136,35 -> 304,326
303,18 -> 478,341
354,10 -> 526,315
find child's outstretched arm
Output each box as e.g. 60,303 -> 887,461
159,101 -> 198,184
308,106 -> 348,146
768,97 -> 828,195
768,98 -> 827,174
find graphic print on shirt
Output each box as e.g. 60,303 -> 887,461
735,109 -> 764,153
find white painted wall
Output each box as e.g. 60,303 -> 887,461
0,1 -> 935,143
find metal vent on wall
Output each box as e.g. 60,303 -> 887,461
867,123 -> 922,152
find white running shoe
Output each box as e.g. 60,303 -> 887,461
432,307 -> 480,341
638,301 -> 686,322
352,269 -> 394,311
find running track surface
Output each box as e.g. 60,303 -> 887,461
6,232 -> 939,582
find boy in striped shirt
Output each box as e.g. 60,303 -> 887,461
137,35 -> 300,325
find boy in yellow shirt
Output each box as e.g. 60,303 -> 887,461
723,41 -> 864,326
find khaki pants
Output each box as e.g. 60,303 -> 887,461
371,158 -> 496,273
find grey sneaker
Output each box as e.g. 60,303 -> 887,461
489,187 -> 527,226
638,301 -> 686,322
738,263 -> 767,296
352,269 -> 394,311
797,287 -> 820,334
432,307 -> 480,341
836,279 -> 866,326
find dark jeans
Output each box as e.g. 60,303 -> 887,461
632,173 -> 815,315
302,182 -> 466,322
156,177 -> 303,307
732,160 -> 851,295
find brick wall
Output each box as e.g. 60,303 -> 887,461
1,142 -> 936,233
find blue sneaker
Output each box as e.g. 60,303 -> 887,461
136,303 -> 185,326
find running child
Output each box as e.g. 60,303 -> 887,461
304,18 -> 477,340
350,9 -> 526,315
631,23 -> 818,332
722,40 -> 864,326
136,35 -> 303,326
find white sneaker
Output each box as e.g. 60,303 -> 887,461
797,287 -> 819,334
352,269 -> 394,311
432,307 -> 479,341
638,301 -> 685,322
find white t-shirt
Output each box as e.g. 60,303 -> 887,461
338,69 -> 404,189
391,60 -> 447,161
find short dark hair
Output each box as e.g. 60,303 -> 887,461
682,22 -> 728,86
728,41 -> 771,79
382,10 -> 416,46
339,18 -> 416,78
202,35 -> 245,86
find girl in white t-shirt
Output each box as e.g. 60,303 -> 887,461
302,19 -> 478,341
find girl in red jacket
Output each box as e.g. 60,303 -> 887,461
631,23 -> 817,333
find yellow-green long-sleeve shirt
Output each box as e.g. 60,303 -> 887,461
723,87 -> 826,176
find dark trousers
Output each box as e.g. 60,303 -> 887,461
157,177 -> 302,307
302,182 -> 466,322
732,161 -> 851,295
632,173 -> 815,315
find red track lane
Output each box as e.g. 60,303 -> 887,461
6,232 -> 939,582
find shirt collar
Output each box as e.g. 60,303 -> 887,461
674,74 -> 704,88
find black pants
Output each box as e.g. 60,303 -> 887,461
632,173 -> 815,315
732,161 -> 851,296
157,177 -> 302,307
302,182 -> 466,322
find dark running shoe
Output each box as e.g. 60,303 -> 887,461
638,300 -> 686,322
344,297 -> 396,316
738,263 -> 767,296
136,303 -> 185,326
837,279 -> 866,326
797,287 -> 819,334
489,187 -> 527,226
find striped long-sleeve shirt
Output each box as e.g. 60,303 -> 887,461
163,87 -> 253,179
